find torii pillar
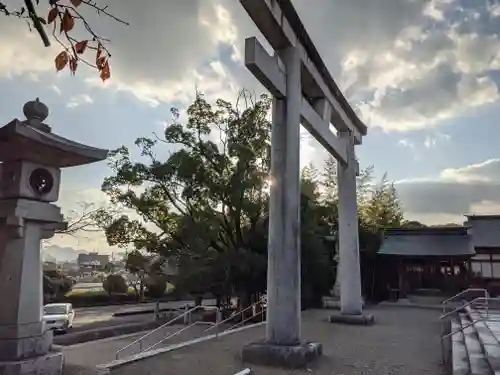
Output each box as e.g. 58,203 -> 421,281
239,0 -> 373,369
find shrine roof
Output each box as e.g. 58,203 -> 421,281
378,227 -> 475,257
465,214 -> 500,220
276,0 -> 367,136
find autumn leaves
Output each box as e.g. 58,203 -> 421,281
48,0 -> 111,81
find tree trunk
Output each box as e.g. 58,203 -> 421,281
139,282 -> 145,302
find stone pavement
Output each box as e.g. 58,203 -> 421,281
108,305 -> 443,375
62,323 -> 215,373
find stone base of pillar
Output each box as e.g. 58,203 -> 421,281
0,329 -> 53,361
241,340 -> 322,369
0,350 -> 63,375
328,312 -> 375,326
324,297 -> 365,310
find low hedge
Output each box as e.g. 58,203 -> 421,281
61,292 -> 137,307
51,290 -> 212,308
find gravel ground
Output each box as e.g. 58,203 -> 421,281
112,305 -> 444,375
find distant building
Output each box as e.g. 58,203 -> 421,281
377,226 -> 474,299
59,262 -> 79,271
374,214 -> 500,300
465,215 -> 500,287
43,261 -> 57,272
77,253 -> 109,272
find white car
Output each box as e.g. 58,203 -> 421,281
43,303 -> 75,332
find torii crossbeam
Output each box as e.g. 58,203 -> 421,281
240,0 -> 372,369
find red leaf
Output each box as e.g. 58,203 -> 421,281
47,8 -> 58,24
96,43 -> 103,61
96,56 -> 106,70
70,0 -> 82,7
54,51 -> 69,71
75,40 -> 88,54
69,58 -> 78,74
60,9 -> 75,33
100,60 -> 110,82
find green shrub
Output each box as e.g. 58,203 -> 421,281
103,274 -> 128,295
43,270 -> 73,301
145,275 -> 167,299
62,291 -> 136,307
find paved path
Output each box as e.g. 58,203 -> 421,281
112,305 -> 444,375
62,323 -> 217,369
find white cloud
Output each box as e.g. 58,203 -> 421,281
50,84 -> 62,96
3,0 -> 500,135
340,0 -> 500,131
398,139 -> 415,149
439,158 -> 500,183
397,158 -> 500,223
4,0 -> 500,232
66,94 -> 93,108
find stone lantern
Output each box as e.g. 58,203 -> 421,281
0,99 -> 108,374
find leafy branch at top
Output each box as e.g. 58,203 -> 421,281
1,0 -> 128,81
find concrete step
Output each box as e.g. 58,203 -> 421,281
451,318 -> 471,375
470,319 -> 500,375
459,314 -> 493,375
464,306 -> 500,375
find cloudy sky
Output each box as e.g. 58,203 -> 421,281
2,0 -> 500,254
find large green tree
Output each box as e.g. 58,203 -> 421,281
97,90 -> 408,308
98,91 -> 271,307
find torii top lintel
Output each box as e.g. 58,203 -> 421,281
240,0 -> 367,141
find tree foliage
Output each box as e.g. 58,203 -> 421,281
43,269 -> 73,301
102,274 -> 127,295
122,250 -> 150,301
98,91 -> 271,305
145,275 -> 168,299
1,0 -> 127,80
97,90 -> 407,307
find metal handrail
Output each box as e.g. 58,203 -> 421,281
441,288 -> 489,313
442,314 -> 500,341
440,297 -> 487,320
233,369 -> 252,375
140,301 -> 266,358
204,299 -> 265,335
442,317 -> 483,341
440,296 -> 500,366
115,304 -> 219,359
141,320 -> 214,354
225,306 -> 266,332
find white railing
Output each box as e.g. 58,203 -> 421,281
233,369 -> 252,375
440,297 -> 489,320
140,320 -> 214,354
439,294 -> 500,366
441,288 -> 489,314
115,304 -> 220,360
115,299 -> 267,360
205,299 -> 266,336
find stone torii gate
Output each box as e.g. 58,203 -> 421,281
240,0 -> 372,368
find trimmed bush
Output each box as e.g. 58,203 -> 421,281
145,275 -> 168,299
103,274 -> 128,295
61,291 -> 136,307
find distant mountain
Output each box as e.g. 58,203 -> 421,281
430,223 -> 462,228
42,245 -> 87,263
